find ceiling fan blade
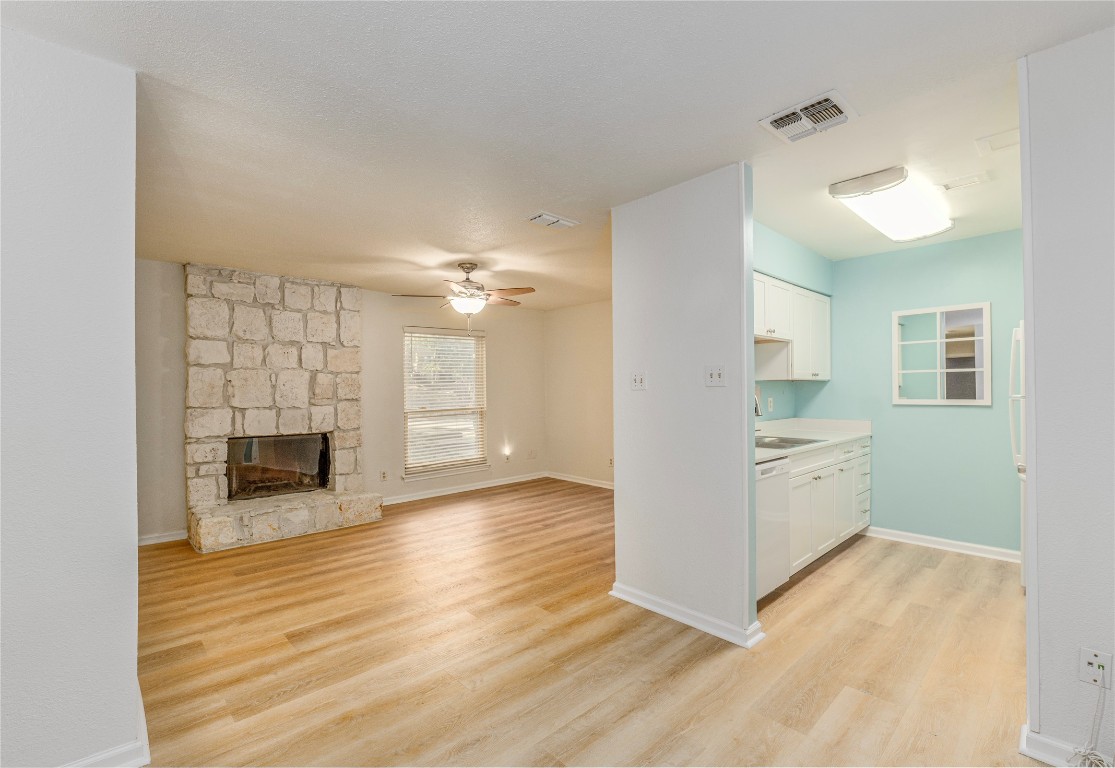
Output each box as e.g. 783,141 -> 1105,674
444,280 -> 470,295
486,296 -> 521,307
393,294 -> 447,298
485,287 -> 535,297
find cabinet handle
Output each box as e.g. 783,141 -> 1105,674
838,468 -> 845,472
813,372 -> 819,377
842,449 -> 854,455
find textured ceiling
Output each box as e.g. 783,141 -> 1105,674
2,2 -> 1112,307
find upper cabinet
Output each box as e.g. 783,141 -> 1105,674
791,287 -> 831,381
754,273 -> 793,340
754,272 -> 831,381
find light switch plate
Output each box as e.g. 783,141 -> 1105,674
631,371 -> 647,391
704,366 -> 726,387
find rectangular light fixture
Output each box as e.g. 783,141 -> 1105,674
829,166 -> 953,242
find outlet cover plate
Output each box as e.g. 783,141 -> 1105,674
1079,648 -> 1113,688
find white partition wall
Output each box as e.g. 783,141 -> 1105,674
1018,27 -> 1115,766
1,28 -> 148,767
610,163 -> 760,647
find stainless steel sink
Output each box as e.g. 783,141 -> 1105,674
756,436 -> 825,450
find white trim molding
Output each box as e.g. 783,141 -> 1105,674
610,582 -> 765,648
64,686 -> 150,767
864,526 -> 1020,563
1019,723 -> 1111,767
545,472 -> 614,490
383,472 -> 548,506
138,529 -> 187,546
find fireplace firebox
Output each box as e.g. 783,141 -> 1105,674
227,434 -> 330,501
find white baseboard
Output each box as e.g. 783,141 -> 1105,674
545,472 -> 614,490
138,529 -> 187,546
864,526 -> 1020,563
382,472 -> 548,505
610,582 -> 764,648
1019,723 -> 1110,767
64,687 -> 150,767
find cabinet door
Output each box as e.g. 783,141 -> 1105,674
856,491 -> 872,531
754,274 -> 767,337
811,293 -> 831,380
791,289 -> 812,380
853,455 -> 871,495
835,461 -> 856,539
811,466 -> 837,555
766,279 -> 793,339
789,473 -> 814,572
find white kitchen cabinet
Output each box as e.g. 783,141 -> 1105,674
791,287 -> 831,381
835,461 -> 857,539
755,273 -> 793,339
788,473 -> 814,571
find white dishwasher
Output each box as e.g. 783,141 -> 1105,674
755,457 -> 790,600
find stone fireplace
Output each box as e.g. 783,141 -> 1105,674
183,264 -> 382,553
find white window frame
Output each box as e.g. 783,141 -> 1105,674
403,326 -> 489,480
892,302 -> 992,406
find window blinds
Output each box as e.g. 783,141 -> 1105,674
403,328 -> 487,476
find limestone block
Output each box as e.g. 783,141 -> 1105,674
313,285 -> 338,312
337,474 -> 365,493
227,369 -> 273,408
272,311 -> 305,342
302,343 -> 324,371
233,342 -> 264,368
311,372 -> 335,404
185,465 -> 197,478
211,282 -> 257,303
255,275 -> 281,304
310,405 -> 335,432
332,429 -> 361,449
275,369 -> 311,408
340,286 -> 361,311
315,503 -> 341,530
186,408 -> 232,438
284,283 -> 313,310
198,462 -> 225,476
339,493 -> 380,525
334,448 -> 357,475
187,339 -> 230,365
187,297 -> 230,339
217,475 -> 228,500
339,310 -> 361,347
187,366 -> 226,407
280,509 -> 311,536
232,305 -> 268,341
233,411 -> 244,436
196,515 -> 237,549
337,400 -> 361,430
336,373 -> 361,399
328,347 -> 361,373
244,408 -> 278,435
186,274 -> 209,296
187,441 -> 227,464
306,312 -> 337,343
188,476 -> 218,506
266,343 -> 300,369
252,516 -> 281,543
279,408 -> 310,434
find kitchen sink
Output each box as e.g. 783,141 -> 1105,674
756,436 -> 825,450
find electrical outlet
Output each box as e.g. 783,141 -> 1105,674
608,457 -> 614,467
379,470 -> 388,482
504,453 -> 511,463
767,397 -> 774,412
1079,648 -> 1112,687
631,371 -> 647,391
704,365 -> 726,387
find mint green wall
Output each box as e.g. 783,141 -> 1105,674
755,380 -> 796,422
754,221 -> 834,295
795,230 -> 1024,550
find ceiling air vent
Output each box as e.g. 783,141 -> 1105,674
528,211 -> 579,229
759,90 -> 858,144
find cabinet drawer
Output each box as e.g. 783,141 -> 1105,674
856,491 -> 871,529
854,456 -> 871,495
789,445 -> 838,478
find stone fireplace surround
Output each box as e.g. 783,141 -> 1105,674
183,264 -> 382,552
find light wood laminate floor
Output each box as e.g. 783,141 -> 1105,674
139,478 -> 1037,766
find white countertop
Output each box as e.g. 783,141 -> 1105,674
754,418 -> 872,464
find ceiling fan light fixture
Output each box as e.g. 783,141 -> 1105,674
449,296 -> 487,315
829,166 -> 953,242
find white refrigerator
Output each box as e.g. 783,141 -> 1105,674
1009,321 -> 1026,588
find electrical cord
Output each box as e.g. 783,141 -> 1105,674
1073,665 -> 1111,768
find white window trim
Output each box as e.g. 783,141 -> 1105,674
892,301 -> 992,406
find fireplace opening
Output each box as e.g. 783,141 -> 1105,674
227,433 -> 330,501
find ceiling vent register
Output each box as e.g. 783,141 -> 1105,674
528,211 -> 579,229
760,90 -> 858,143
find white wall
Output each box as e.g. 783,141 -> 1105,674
0,28 -> 148,768
610,163 -> 757,646
135,260 -> 188,542
1020,27 -> 1115,763
361,291 -> 548,502
543,300 -> 614,486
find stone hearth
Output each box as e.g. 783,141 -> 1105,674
182,264 -> 382,552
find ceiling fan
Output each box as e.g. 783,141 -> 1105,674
394,262 -> 535,317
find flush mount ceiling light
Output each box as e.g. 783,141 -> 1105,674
829,166 -> 953,242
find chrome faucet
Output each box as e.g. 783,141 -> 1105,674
754,394 -> 763,417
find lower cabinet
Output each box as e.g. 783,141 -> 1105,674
788,442 -> 872,576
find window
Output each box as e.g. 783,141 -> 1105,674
403,327 -> 488,477
893,302 -> 991,405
